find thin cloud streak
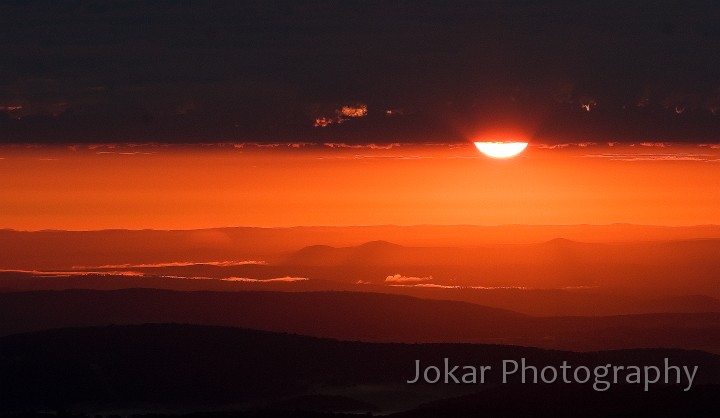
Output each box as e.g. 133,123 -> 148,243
583,153 -> 718,162
72,260 -> 268,269
222,276 -> 308,283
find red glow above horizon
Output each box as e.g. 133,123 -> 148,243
1,142 -> 719,230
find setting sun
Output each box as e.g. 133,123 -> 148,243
474,142 -> 529,158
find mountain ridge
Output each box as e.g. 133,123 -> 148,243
0,289 -> 717,353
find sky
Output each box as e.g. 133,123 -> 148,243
2,142 -> 720,230
0,0 -> 719,144
1,1 -> 719,230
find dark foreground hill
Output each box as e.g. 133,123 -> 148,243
0,324 -> 718,415
0,289 -> 718,353
392,384 -> 720,418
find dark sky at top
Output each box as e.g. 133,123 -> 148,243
1,0 -> 719,144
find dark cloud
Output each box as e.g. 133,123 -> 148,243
0,0 -> 719,144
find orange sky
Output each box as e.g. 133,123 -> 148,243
1,142 -> 719,230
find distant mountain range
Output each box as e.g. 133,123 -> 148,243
3,224 -> 720,270
2,233 -> 719,316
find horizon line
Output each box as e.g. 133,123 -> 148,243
3,223 -> 720,233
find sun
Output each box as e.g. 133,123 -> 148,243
474,142 -> 528,159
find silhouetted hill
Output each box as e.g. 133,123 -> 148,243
2,270 -> 719,317
0,289 -> 523,342
0,289 -> 718,353
283,241 -> 451,267
357,240 -> 402,249
273,395 -> 380,414
279,238 -> 720,295
1,324 -> 718,414
392,384 -> 720,418
656,295 -> 720,312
